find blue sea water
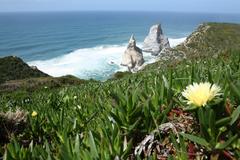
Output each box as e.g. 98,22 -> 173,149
0,12 -> 240,80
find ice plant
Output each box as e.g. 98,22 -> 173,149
31,111 -> 38,117
182,82 -> 221,107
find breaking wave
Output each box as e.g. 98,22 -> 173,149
28,37 -> 186,80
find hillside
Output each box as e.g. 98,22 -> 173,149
0,75 -> 97,93
144,22 -> 240,70
0,23 -> 240,159
0,56 -> 49,84
0,56 -> 96,92
177,22 -> 240,57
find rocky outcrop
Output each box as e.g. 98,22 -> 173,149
121,35 -> 144,72
159,48 -> 186,61
30,65 -> 39,70
142,24 -> 170,55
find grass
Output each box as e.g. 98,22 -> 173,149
176,22 -> 240,57
0,56 -> 94,92
0,23 -> 240,159
0,56 -> 49,84
0,75 -> 97,93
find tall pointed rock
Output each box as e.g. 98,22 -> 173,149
121,35 -> 144,71
142,24 -> 170,55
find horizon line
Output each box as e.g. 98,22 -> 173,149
0,10 -> 240,15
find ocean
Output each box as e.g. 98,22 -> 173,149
0,12 -> 240,80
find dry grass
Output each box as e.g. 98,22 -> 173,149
0,109 -> 28,144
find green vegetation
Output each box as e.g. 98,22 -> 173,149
0,75 -> 96,93
0,23 -> 240,159
0,56 -> 95,92
177,23 -> 240,57
0,56 -> 49,84
111,71 -> 131,80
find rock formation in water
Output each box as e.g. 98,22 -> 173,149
121,35 -> 144,72
142,24 -> 170,55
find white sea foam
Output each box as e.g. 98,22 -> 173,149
169,37 -> 186,48
28,37 -> 186,80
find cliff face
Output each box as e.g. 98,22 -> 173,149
0,56 -> 49,84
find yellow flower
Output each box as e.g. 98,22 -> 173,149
31,111 -> 38,117
182,82 -> 221,107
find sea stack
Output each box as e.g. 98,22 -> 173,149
121,35 -> 144,72
142,24 -> 170,55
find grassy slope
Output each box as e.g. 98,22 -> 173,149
0,56 -> 96,92
177,22 -> 240,57
0,75 -> 97,93
0,23 -> 240,159
0,56 -> 49,84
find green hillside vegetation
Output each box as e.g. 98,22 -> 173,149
0,75 -> 96,93
0,56 -> 95,92
177,23 -> 240,57
0,56 -> 49,84
0,23 -> 240,159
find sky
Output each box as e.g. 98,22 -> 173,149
0,0 -> 239,13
